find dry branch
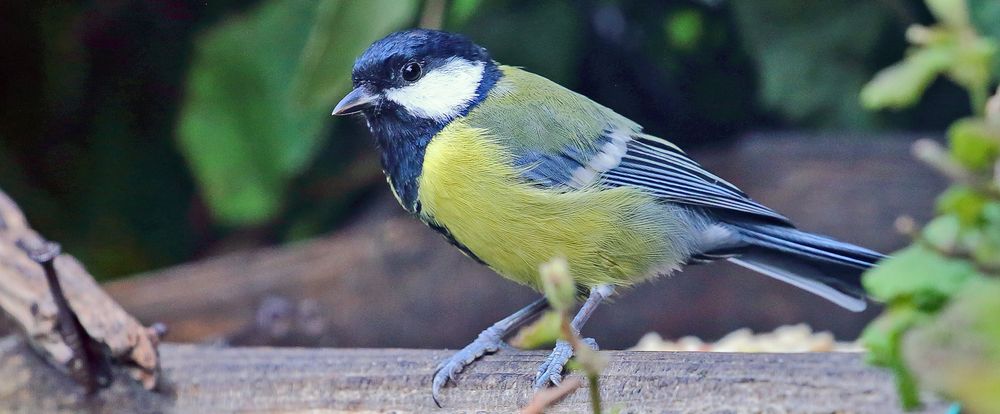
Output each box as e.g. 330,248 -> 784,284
0,189 -> 160,389
0,335 -> 947,413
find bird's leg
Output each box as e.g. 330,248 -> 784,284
533,284 -> 614,389
432,297 -> 549,406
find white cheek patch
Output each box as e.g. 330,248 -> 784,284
384,58 -> 485,122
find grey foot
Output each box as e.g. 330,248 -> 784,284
533,337 -> 599,389
432,327 -> 505,406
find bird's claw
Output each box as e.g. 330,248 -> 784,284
431,327 -> 505,406
533,337 -> 599,389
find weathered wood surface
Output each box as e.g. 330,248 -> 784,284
100,134 -> 946,349
0,336 -> 946,414
0,189 -> 160,389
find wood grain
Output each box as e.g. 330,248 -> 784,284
0,335 -> 947,413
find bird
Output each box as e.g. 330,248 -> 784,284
332,29 -> 884,405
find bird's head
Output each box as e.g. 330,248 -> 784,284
332,30 -> 501,211
332,29 -> 500,128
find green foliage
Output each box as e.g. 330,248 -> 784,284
731,0 -> 887,127
860,2 -> 1000,410
521,257 -> 607,413
663,9 -> 704,52
293,0 -> 419,109
448,0 -> 483,27
904,279 -> 1000,413
938,187 -> 988,226
863,243 -> 975,310
948,118 -> 1000,170
509,311 -> 562,349
860,47 -> 953,110
539,257 -> 576,312
177,0 -> 417,226
458,0 -> 581,86
862,132 -> 999,411
860,307 -> 927,408
970,0 -> 1000,76
861,0 -> 998,114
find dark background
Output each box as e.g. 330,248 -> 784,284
0,0 -> 994,348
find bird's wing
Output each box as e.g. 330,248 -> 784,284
600,132 -> 790,223
517,128 -> 791,224
467,66 -> 790,225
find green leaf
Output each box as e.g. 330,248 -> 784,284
460,1 -> 581,86
921,214 -> 962,249
948,118 -> 1000,171
970,201 -> 1000,267
448,0 -> 482,27
937,187 -> 988,226
985,201 -> 1000,225
862,244 -> 976,309
731,1 -> 888,127
903,278 -> 1000,414
860,46 -> 953,110
664,9 -> 704,52
925,0 -> 969,28
861,307 -> 926,409
945,37 -> 997,102
540,257 -> 576,312
178,0 -> 416,225
292,0 -> 419,109
969,0 -> 1000,77
972,222 -> 1000,268
509,310 -> 562,349
178,0 -> 320,225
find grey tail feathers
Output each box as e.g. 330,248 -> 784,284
721,222 -> 885,312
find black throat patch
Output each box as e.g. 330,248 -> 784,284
361,63 -> 501,213
367,106 -> 441,213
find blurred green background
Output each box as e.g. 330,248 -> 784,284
1,0 -> 998,280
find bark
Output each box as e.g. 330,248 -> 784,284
0,190 -> 160,389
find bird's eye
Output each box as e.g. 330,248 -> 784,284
401,61 -> 423,82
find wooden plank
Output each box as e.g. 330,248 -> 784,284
0,336 -> 947,413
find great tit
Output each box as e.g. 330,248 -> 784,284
333,29 -> 884,404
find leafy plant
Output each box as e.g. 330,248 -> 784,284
861,0 -> 997,114
177,0 -> 418,226
859,0 -> 999,411
731,0 -> 889,127
516,257 -> 608,414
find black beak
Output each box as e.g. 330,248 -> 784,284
332,85 -> 377,116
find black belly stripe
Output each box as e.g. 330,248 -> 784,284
423,219 -> 487,265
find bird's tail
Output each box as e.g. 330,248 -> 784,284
722,222 -> 885,312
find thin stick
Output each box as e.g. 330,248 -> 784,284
520,377 -> 583,414
419,0 -> 447,30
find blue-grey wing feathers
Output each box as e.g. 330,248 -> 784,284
603,134 -> 791,224
510,126 -> 885,311
721,222 -> 884,311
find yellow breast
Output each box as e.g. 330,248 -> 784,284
416,121 -> 686,290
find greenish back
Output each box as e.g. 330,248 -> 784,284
465,65 -> 640,156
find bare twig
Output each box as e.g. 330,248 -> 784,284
917,236 -> 1000,276
419,0 -> 447,29
912,139 -> 1000,199
520,377 -> 583,414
